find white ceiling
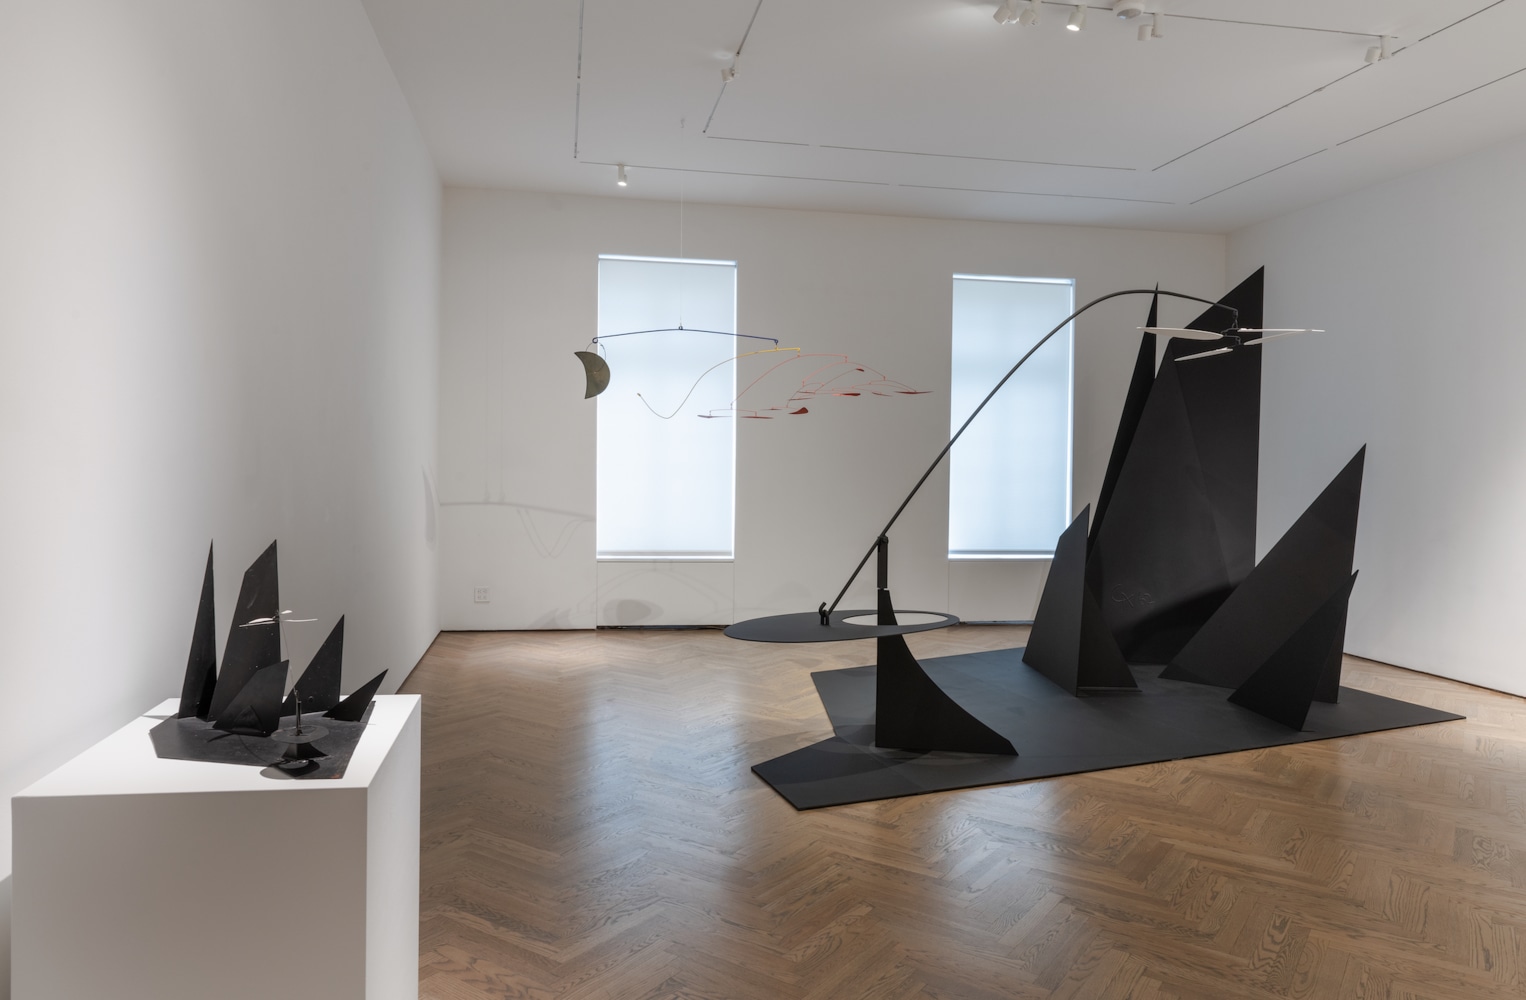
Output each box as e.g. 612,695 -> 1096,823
360,0 -> 1526,233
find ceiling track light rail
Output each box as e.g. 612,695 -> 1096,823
994,0 -> 1400,64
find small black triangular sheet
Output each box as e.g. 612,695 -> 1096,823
1164,447 -> 1365,689
324,668 -> 387,722
213,660 -> 289,737
178,543 -> 219,719
1229,573 -> 1358,730
1025,506 -> 1135,694
207,541 -> 280,720
1313,594 -> 1349,705
1088,295 -> 1157,552
1086,269 -> 1265,662
875,633 -> 1016,755
870,589 -> 1013,755
282,617 -> 344,715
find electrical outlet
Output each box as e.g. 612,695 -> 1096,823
473,587 -> 491,604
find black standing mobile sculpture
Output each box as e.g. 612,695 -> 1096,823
150,541 -> 388,779
727,284 -> 1254,748
732,270 -> 1463,808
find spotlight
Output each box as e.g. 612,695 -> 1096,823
1138,22 -> 1150,40
1151,11 -> 1164,37
1018,0 -> 1041,25
616,164 -> 628,187
1113,0 -> 1146,18
1366,34 -> 1394,62
721,54 -> 738,82
994,0 -> 1018,23
1067,4 -> 1088,31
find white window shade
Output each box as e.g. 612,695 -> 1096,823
596,256 -> 737,559
949,275 -> 1074,557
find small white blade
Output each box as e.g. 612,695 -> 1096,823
1141,326 -> 1224,342
1244,330 -> 1324,346
1174,346 -> 1234,362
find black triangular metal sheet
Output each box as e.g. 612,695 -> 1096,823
1079,586 -> 1138,690
282,616 -> 344,715
1085,341 -> 1231,662
1026,507 -> 1135,693
1169,267 -> 1264,585
212,660 -> 288,737
1314,594 -> 1349,704
1164,447 -> 1365,689
1229,574 -> 1358,730
1085,269 -> 1265,663
1088,294 -> 1158,553
324,668 -> 387,722
178,543 -> 219,720
875,633 -> 1016,754
1025,509 -> 1087,693
207,541 -> 281,720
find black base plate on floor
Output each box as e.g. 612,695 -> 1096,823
149,705 -> 373,780
752,647 -> 1461,810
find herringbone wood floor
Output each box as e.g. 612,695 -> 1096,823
401,625 -> 1526,999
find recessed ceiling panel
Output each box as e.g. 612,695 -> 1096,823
362,0 -> 1526,232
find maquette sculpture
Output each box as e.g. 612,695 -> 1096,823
151,542 -> 386,779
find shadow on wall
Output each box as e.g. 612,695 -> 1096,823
604,599 -> 662,625
0,874 -> 11,999
597,561 -> 734,626
439,500 -> 590,559
422,468 -> 437,548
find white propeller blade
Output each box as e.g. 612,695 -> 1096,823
1174,346 -> 1234,362
1243,329 -> 1325,346
1141,326 -> 1224,342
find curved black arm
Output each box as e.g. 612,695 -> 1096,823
818,287 -> 1238,624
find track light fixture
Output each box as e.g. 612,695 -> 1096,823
1138,22 -> 1150,40
1366,34 -> 1394,63
1067,4 -> 1088,31
1151,11 -> 1164,37
721,54 -> 738,82
994,0 -> 1018,24
1113,0 -> 1146,18
616,164 -> 628,188
1018,0 -> 1041,25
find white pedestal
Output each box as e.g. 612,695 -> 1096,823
11,694 -> 421,1000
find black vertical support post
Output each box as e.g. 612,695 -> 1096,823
875,536 -> 893,626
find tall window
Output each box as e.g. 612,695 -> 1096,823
948,275 -> 1074,557
596,255 -> 737,559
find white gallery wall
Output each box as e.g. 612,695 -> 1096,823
439,188 -> 1225,630
0,1 -> 441,988
1231,131 -> 1526,697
